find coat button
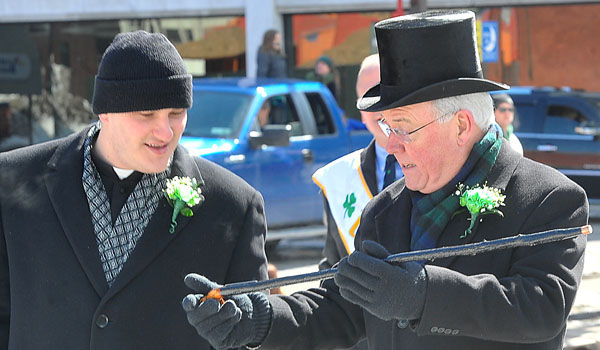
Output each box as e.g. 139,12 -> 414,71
96,314 -> 109,328
397,319 -> 409,329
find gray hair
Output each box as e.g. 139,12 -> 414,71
430,92 -> 494,130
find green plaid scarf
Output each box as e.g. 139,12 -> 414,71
409,125 -> 502,252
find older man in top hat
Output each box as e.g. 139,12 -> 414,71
182,10 -> 587,350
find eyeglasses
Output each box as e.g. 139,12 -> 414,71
377,113 -> 451,144
496,107 -> 514,113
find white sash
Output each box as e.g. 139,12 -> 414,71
312,149 -> 373,254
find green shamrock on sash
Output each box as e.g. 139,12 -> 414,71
343,193 -> 357,218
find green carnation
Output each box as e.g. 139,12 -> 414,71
455,183 -> 505,239
164,176 -> 204,234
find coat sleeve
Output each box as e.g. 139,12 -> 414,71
259,196 -> 366,348
226,189 -> 269,284
318,196 -> 347,271
417,182 -> 588,343
262,278 -> 366,349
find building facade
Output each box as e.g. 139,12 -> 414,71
0,0 -> 599,144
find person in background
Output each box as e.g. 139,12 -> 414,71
182,11 -> 587,350
0,102 -> 28,152
0,103 -> 12,142
492,93 -> 523,155
306,55 -> 341,101
257,99 -> 271,128
257,29 -> 287,78
311,52 -> 400,350
314,53 -> 402,272
0,30 -> 269,349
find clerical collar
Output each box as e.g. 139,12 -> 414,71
91,145 -> 140,181
113,167 -> 135,180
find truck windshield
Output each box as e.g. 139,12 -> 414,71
184,91 -> 253,138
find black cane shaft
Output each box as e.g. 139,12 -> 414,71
204,225 -> 591,299
384,225 -> 590,264
216,269 -> 336,297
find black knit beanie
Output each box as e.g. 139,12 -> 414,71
92,30 -> 192,114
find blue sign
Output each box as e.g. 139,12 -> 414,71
481,21 -> 498,63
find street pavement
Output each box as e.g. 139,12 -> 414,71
269,220 -> 600,349
565,221 -> 600,350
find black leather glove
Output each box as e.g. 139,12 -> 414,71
182,274 -> 272,350
334,240 -> 427,321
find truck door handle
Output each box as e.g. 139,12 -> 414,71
537,144 -> 558,152
301,149 -> 314,163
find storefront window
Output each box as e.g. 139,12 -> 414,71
287,12 -> 392,120
0,16 -> 245,149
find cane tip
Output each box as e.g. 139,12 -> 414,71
200,289 -> 223,303
582,225 -> 593,235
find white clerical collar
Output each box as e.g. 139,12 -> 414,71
113,167 -> 135,180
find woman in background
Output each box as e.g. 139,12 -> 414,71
257,29 -> 287,78
492,93 -> 523,155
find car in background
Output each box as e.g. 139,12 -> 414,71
494,86 -> 600,202
180,77 -> 372,242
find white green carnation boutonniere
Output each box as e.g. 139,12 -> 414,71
454,183 -> 505,239
163,176 -> 204,234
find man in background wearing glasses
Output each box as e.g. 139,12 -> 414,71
492,93 -> 523,154
182,10 -> 587,350
313,53 -> 403,272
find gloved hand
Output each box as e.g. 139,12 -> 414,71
181,274 -> 272,350
334,240 -> 427,321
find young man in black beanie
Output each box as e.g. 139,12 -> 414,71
182,11 -> 586,350
0,30 -> 269,349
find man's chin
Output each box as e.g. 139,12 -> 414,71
404,179 -> 429,194
137,161 -> 170,174
404,180 -> 418,192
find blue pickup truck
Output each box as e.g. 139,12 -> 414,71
495,86 -> 600,201
180,78 -> 372,241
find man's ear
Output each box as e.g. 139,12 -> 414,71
455,110 -> 474,146
97,113 -> 109,124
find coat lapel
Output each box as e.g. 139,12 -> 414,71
44,129 -> 109,297
103,146 -> 204,301
361,140 -> 379,196
434,142 -> 521,268
374,179 -> 412,254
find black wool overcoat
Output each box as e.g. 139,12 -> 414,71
0,128 -> 269,349
263,141 -> 588,350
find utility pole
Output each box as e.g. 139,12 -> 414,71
410,0 -> 428,13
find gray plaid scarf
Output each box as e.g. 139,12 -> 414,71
82,123 -> 169,286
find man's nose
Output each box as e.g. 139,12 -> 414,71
153,113 -> 174,140
385,133 -> 405,154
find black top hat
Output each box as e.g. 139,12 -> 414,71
358,10 -> 509,112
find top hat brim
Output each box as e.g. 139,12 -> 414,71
357,77 -> 509,112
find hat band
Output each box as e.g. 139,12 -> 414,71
379,69 -> 485,106
92,74 -> 193,114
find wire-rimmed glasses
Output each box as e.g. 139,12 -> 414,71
377,112 -> 453,143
